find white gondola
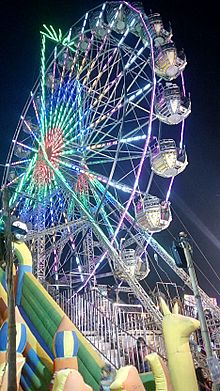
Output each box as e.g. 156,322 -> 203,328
155,83 -> 191,125
31,94 -> 44,111
71,27 -> 90,52
135,195 -> 172,232
57,53 -> 74,71
150,139 -> 188,178
46,72 -> 58,89
79,37 -> 89,52
154,42 -> 187,80
135,254 -> 150,280
14,144 -> 31,159
21,117 -> 34,134
8,170 -> 17,182
147,13 -> 172,47
107,5 -> 127,34
126,6 -> 149,44
89,11 -> 108,38
115,249 -> 150,281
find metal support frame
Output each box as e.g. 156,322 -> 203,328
178,232 -> 220,389
36,203 -> 46,281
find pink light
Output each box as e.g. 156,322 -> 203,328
181,71 -> 186,97
179,72 -> 186,149
179,119 -> 185,150
165,176 -> 174,202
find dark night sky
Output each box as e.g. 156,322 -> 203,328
0,0 -> 220,300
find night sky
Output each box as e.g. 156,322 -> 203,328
0,0 -> 220,300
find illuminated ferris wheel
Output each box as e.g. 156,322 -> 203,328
3,2 -> 191,300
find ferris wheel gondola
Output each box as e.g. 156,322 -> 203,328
154,43 -> 187,80
135,195 -> 172,233
155,83 -> 191,125
147,12 -> 172,47
149,138 -> 188,178
114,249 -> 150,281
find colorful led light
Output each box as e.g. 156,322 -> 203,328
6,2 -> 186,289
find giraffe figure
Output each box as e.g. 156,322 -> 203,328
160,297 -> 200,391
146,352 -> 173,391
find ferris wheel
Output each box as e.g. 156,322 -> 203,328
3,2 -> 191,300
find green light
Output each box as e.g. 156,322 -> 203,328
40,25 -> 76,52
10,154 -> 37,206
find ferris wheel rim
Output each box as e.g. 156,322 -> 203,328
2,1 -> 189,300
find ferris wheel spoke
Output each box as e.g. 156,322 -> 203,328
6,159 -> 32,169
88,155 -> 143,165
85,44 -> 149,124
76,34 -> 95,80
87,148 -> 144,164
84,41 -> 116,95
91,189 -> 115,239
75,42 -> 150,147
56,158 -> 138,195
92,180 -> 136,236
67,12 -> 90,76
126,60 -> 151,96
10,154 -> 38,205
83,122 -> 148,154
88,147 -> 145,166
82,26 -> 128,97
55,49 -> 70,107
58,86 -> 83,140
43,24 -> 92,134
82,37 -> 110,87
49,77 -> 78,135
3,172 -> 25,191
53,49 -> 86,127
83,82 -> 152,150
62,55 -> 152,152
85,66 -> 123,133
85,75 -> 124,142
31,93 -> 41,127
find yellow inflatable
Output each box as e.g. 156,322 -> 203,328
110,365 -> 145,391
160,298 -> 200,391
146,352 -> 173,391
52,369 -> 92,391
52,320 -> 92,391
0,313 -> 27,390
0,352 -> 25,390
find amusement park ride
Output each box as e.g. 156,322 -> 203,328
1,1 -> 220,389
